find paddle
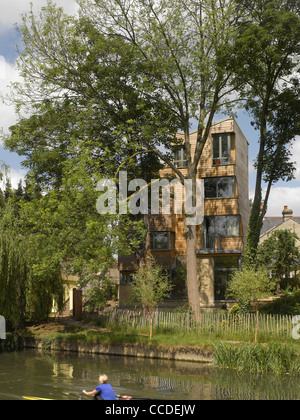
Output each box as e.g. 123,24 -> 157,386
117,395 -> 162,401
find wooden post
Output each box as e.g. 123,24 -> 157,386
73,289 -> 82,320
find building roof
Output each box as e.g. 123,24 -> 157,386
177,116 -> 245,137
260,215 -> 300,237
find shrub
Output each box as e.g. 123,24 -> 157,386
260,291 -> 300,315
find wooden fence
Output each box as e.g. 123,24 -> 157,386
104,309 -> 296,339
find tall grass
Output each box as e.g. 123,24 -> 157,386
214,343 -> 300,375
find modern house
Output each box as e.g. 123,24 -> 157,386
119,117 -> 250,310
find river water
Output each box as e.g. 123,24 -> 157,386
0,349 -> 299,400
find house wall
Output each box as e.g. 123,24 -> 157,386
234,120 -> 250,239
260,218 -> 300,246
118,118 -> 250,309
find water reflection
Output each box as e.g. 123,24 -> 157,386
0,350 -> 299,400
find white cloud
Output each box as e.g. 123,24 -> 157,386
9,167 -> 27,189
291,136 -> 300,181
0,60 -> 22,138
0,0 -> 78,32
248,136 -> 300,217
264,187 -> 300,217
0,167 -> 27,190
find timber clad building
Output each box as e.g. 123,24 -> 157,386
119,117 -> 250,309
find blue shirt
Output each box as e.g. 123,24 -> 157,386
95,383 -> 117,400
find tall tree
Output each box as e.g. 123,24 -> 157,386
0,233 -> 27,329
258,81 -> 300,219
0,182 -> 65,322
78,0 -> 242,321
233,0 -> 300,266
6,0 -> 243,321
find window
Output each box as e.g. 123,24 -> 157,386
212,133 -> 231,165
120,271 -> 134,285
214,257 -> 240,301
203,216 -> 240,249
173,146 -> 187,168
204,177 -> 235,199
171,263 -> 188,301
150,232 -> 174,251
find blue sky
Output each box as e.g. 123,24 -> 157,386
0,0 -> 299,216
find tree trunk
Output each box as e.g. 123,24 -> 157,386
186,224 -> 201,323
244,113 -> 267,267
255,301 -> 259,345
150,308 -> 153,340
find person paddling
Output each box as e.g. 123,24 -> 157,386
83,374 -> 117,400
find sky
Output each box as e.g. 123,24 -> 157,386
0,0 -> 299,217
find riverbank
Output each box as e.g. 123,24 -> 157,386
22,318 -> 214,363
2,317 -> 300,375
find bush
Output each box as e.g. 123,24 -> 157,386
260,291 -> 300,315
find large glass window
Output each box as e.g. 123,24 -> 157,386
173,146 -> 188,168
204,177 -> 235,199
212,133 -> 231,165
214,256 -> 240,301
203,216 -> 240,249
150,232 -> 174,251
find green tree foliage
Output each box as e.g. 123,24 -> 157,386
260,291 -> 300,316
130,257 -> 171,339
3,0 -> 244,322
0,183 -> 65,323
257,230 -> 300,293
0,233 -> 27,329
233,0 -> 300,265
3,0 -> 299,321
226,266 -> 276,343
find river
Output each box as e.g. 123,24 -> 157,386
0,349 -> 299,400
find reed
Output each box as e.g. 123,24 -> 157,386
213,343 -> 300,375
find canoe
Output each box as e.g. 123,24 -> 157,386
23,394 -> 157,401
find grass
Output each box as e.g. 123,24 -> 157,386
34,322 -> 300,353
213,342 -> 300,375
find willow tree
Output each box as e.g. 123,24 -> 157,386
0,233 -> 27,329
0,186 -> 65,324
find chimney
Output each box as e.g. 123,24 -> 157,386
282,206 -> 293,222
260,202 -> 264,215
